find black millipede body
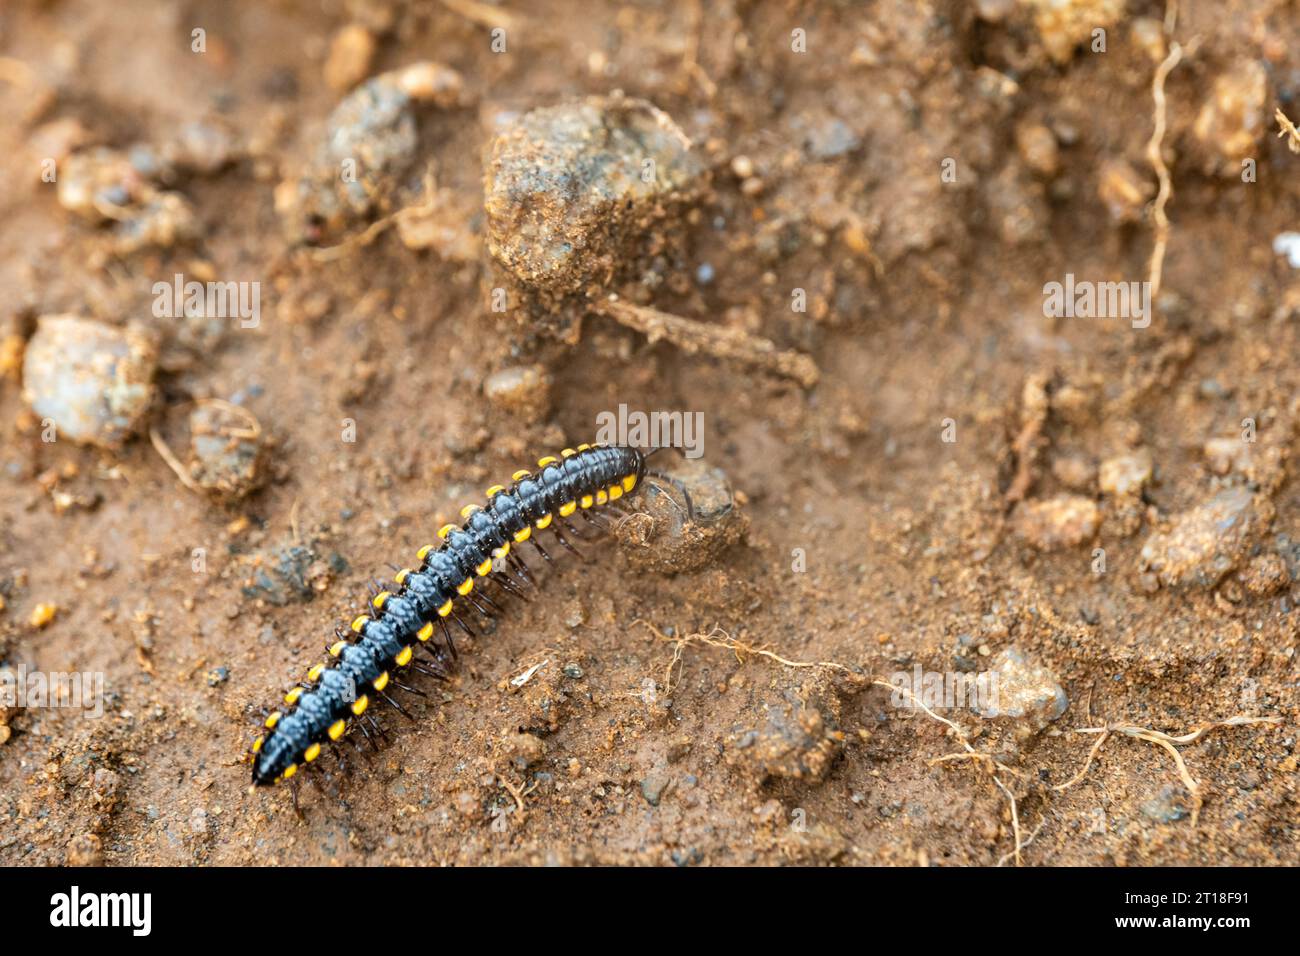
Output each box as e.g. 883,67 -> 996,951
249,442 -> 650,788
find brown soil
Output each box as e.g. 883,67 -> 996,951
1,0 -> 1297,866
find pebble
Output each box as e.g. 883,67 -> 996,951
484,94 -> 706,294
21,316 -> 157,448
482,365 -> 552,422
324,23 -> 376,92
1139,486 -> 1273,589
275,62 -> 465,243
1027,0 -> 1127,64
1141,784 -> 1189,824
640,771 -> 672,806
187,400 -> 266,499
1011,494 -> 1100,550
1098,449 -> 1152,498
1097,158 -> 1153,224
1015,121 -> 1060,177
972,646 -> 1068,728
1192,60 -> 1268,176
1202,436 -> 1251,476
29,602 -> 58,629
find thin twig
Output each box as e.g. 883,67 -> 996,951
594,297 -> 820,388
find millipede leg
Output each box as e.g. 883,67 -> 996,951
378,689 -> 415,720
529,536 -> 554,564
436,617 -> 459,660
508,550 -> 538,583
490,571 -> 529,601
391,677 -> 429,698
449,611 -> 477,640
552,524 -> 586,562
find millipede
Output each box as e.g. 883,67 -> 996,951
248,441 -> 689,800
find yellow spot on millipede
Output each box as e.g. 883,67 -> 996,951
559,501 -> 576,517
395,646 -> 413,666
418,543 -> 435,559
438,524 -> 457,540
329,640 -> 346,657
609,485 -> 623,501
252,735 -> 264,753
538,456 -> 558,467
476,558 -> 493,576
596,490 -> 608,505
351,615 -> 368,633
328,719 -> 346,741
284,687 -> 304,705
352,695 -> 369,716
577,443 -> 591,451
460,504 -> 479,519
580,494 -> 594,509
304,742 -> 321,763
457,578 -> 474,596
265,711 -> 282,729
561,448 -> 576,457
373,671 -> 390,692
308,663 -> 325,682
372,590 -> 391,609
623,474 -> 637,492
395,568 -> 411,585
282,763 -> 298,780
486,484 -> 505,497
514,526 -> 532,543
417,622 -> 434,642
438,599 -> 453,617
536,513 -> 553,529
512,470 -> 531,481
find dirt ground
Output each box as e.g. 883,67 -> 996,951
1,0 -> 1297,866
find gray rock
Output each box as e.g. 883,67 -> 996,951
21,315 -> 157,448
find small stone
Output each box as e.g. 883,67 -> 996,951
563,600 -> 586,629
21,316 -> 157,448
482,365 -> 553,422
187,400 -> 266,499
66,832 -> 103,867
1193,60 -> 1269,177
1130,17 -> 1167,64
324,24 -> 376,92
973,646 -> 1068,728
205,666 -> 230,687
1012,495 -> 1100,550
1139,486 -> 1273,589
1052,453 -> 1096,491
499,731 -> 544,771
1098,159 -> 1155,224
1240,553 -> 1290,597
562,662 -> 584,679
1141,784 -> 1189,824
29,602 -> 58,630
640,771 -> 671,806
1024,0 -> 1127,64
1099,449 -> 1153,498
1202,436 -> 1251,476
1015,121 -> 1060,177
